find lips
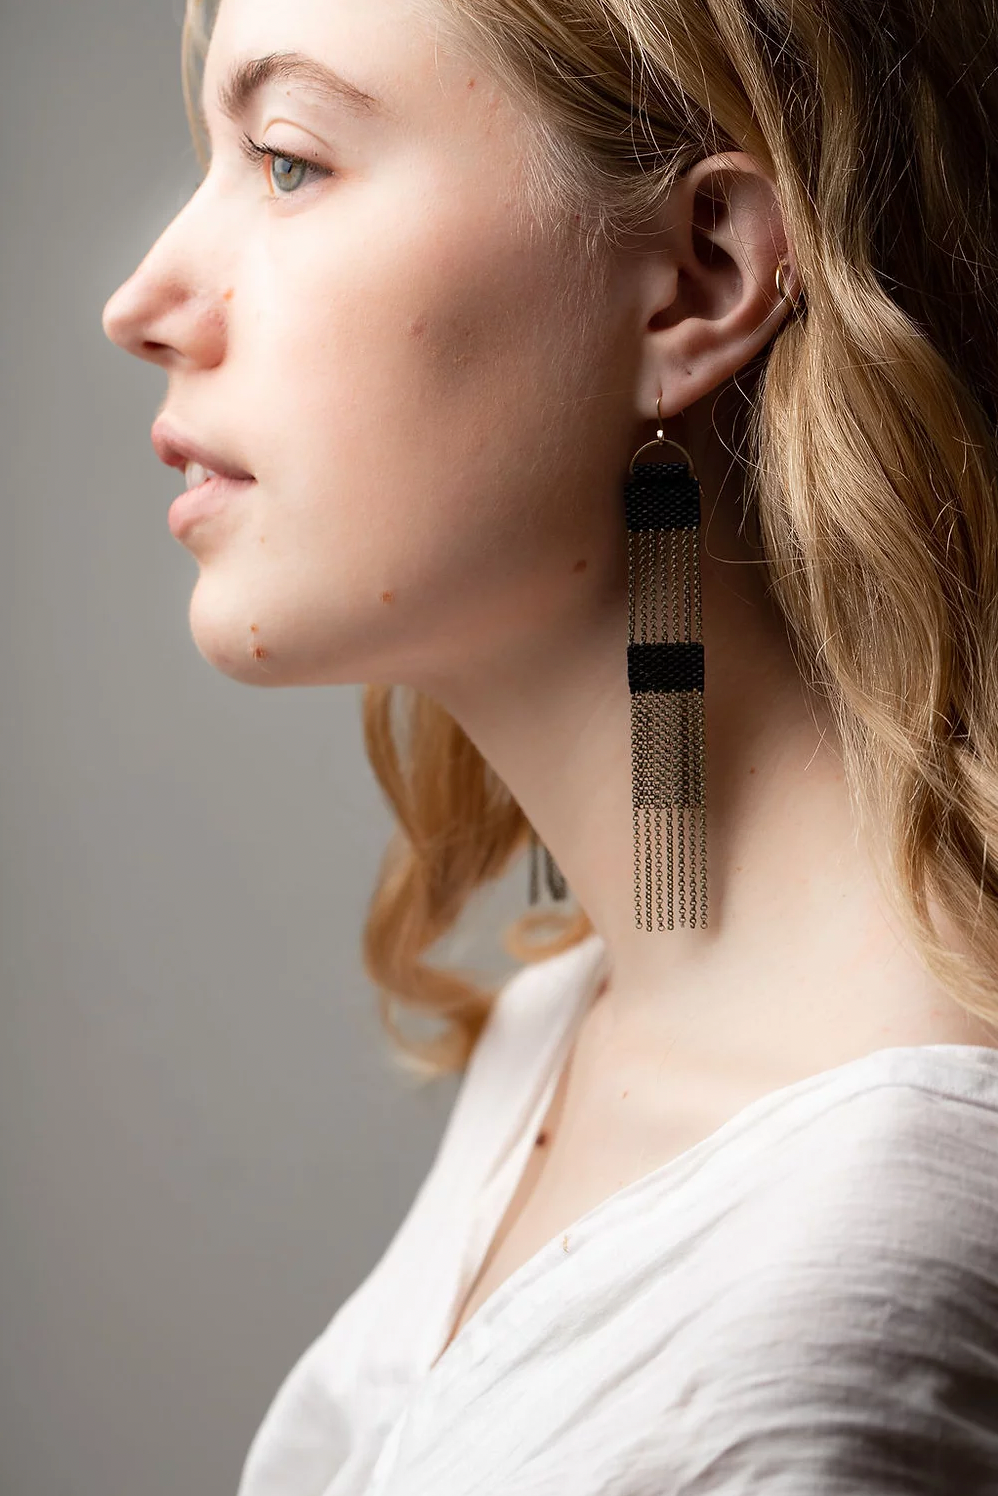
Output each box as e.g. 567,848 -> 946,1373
151,417 -> 254,481
167,469 -> 256,541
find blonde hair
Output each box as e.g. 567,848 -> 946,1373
182,0 -> 998,1078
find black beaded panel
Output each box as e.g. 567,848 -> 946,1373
628,641 -> 704,695
624,462 -> 700,533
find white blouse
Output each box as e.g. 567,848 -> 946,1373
237,932 -> 998,1495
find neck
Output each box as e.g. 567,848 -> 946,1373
419,394 -> 957,1060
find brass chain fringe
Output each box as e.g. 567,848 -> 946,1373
527,439 -> 708,930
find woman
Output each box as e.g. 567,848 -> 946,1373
101,0 -> 998,1489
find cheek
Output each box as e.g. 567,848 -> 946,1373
255,161 -> 572,404
218,168 -> 623,685
243,194 -> 584,536
190,241 -> 622,687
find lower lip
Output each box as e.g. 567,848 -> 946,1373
168,474 -> 256,539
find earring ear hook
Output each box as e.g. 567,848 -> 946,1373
629,392 -> 698,480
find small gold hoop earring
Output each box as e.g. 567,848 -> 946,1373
775,264 -> 788,300
629,392 -> 698,481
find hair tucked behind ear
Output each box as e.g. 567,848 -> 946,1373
183,0 -> 998,1079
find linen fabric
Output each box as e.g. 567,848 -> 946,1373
237,933 -> 998,1495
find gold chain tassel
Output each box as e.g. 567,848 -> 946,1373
528,415 -> 709,927
625,428 -> 708,931
629,690 -> 706,929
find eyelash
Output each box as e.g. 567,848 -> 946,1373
237,132 -> 333,195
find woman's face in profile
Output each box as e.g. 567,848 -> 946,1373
102,0 -> 640,693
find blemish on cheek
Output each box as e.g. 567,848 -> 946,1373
222,287 -> 235,301
572,558 -> 588,574
467,76 -> 477,89
250,624 -> 259,633
409,316 -> 427,339
380,590 -> 395,604
252,646 -> 269,661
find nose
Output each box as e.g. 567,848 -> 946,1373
101,189 -> 227,371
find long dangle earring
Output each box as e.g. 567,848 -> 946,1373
528,826 -> 569,906
625,392 -> 707,930
528,268 -> 792,920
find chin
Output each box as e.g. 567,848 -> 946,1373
186,581 -> 285,687
183,571 -> 415,688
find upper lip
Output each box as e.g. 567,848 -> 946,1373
151,418 -> 255,481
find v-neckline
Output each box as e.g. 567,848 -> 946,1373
420,933 -> 998,1387
425,934 -> 611,1374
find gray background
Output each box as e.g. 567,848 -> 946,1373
1,2 -> 528,1491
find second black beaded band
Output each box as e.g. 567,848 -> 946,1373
627,641 -> 704,694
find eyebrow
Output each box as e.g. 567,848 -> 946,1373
207,51 -> 386,126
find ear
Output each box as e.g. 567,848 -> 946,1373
633,152 -> 802,421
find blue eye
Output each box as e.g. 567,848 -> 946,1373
238,132 -> 333,196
